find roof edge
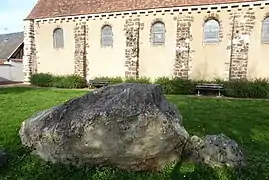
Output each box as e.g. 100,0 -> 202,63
7,41 -> 24,61
25,0 -> 40,20
26,0 -> 263,20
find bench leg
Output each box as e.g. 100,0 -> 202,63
197,90 -> 201,96
217,90 -> 221,97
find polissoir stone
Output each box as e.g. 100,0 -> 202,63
19,83 -> 189,171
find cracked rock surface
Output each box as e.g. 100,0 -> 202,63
184,134 -> 245,168
19,83 -> 189,171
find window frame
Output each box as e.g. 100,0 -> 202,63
261,17 -> 269,44
151,21 -> 166,45
53,28 -> 64,49
101,25 -> 113,47
203,19 -> 220,44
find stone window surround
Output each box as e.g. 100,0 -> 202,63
261,15 -> 269,44
203,18 -> 221,45
52,25 -> 64,49
101,23 -> 114,48
150,18 -> 166,46
202,13 -> 223,45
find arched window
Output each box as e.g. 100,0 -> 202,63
101,25 -> 113,47
151,22 -> 165,45
203,19 -> 220,43
53,28 -> 64,49
261,17 -> 269,43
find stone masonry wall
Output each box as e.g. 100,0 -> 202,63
23,20 -> 36,83
228,11 -> 255,79
28,2 -> 265,81
124,18 -> 144,78
174,15 -> 194,79
204,13 -> 224,43
74,22 -> 89,79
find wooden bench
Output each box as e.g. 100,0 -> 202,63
196,83 -> 224,97
88,80 -> 109,88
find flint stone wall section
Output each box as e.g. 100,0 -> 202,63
74,22 -> 89,79
227,11 -> 255,80
124,18 -> 144,78
23,20 -> 37,83
174,15 -> 194,79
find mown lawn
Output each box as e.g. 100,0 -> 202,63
0,87 -> 268,180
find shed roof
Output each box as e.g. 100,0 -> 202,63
26,0 -> 258,20
0,32 -> 24,60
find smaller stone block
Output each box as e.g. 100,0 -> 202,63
185,134 -> 245,169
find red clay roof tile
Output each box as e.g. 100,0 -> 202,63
26,0 -> 259,19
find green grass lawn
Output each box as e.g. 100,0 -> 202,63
0,87 -> 268,180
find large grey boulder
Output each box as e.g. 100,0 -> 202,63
184,134 -> 245,169
19,83 -> 189,171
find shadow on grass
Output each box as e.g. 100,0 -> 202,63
171,163 -> 216,180
0,149 -> 247,180
167,95 -> 269,180
0,87 -> 37,95
170,161 -> 246,180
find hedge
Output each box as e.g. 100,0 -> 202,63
52,75 -> 87,89
91,76 -> 151,84
30,73 -> 269,99
155,77 -> 196,95
93,76 -> 269,99
125,77 -> 151,84
221,78 -> 269,99
29,73 -> 54,87
92,76 -> 123,85
30,73 -> 87,89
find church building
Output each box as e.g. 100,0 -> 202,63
23,0 -> 269,83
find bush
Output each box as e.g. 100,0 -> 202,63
223,78 -> 269,98
31,73 -> 269,98
155,77 -> 173,94
30,73 -> 54,87
92,76 -> 151,84
93,76 -> 123,85
53,75 -> 87,89
155,77 -> 269,98
30,73 -> 87,89
170,77 -> 197,95
125,77 -> 151,84
155,77 -> 196,95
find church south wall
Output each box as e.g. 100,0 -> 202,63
25,1 -> 269,83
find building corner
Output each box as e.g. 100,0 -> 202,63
23,19 -> 36,84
